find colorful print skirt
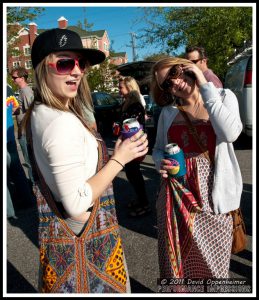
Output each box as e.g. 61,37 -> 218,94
156,153 -> 233,279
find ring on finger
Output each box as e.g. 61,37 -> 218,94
138,131 -> 145,139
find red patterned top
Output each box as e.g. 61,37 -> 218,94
167,120 -> 216,159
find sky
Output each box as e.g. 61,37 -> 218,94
18,4 -> 163,63
7,3 -> 252,62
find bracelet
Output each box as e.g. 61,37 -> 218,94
110,158 -> 125,170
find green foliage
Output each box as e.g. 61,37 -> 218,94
6,7 -> 45,73
84,19 -> 93,31
141,6 -> 252,79
143,53 -> 170,61
87,59 -> 116,93
77,18 -> 93,31
7,7 -> 45,42
7,75 -> 18,92
77,20 -> 83,29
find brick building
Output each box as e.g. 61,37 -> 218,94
110,52 -> 128,65
7,16 -> 127,73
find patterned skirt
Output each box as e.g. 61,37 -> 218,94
156,154 -> 233,278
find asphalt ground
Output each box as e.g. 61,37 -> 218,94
5,131 -> 254,295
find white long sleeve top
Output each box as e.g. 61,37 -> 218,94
31,104 -> 98,217
152,82 -> 243,214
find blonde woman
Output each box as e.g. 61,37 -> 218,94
151,57 -> 242,279
22,28 -> 148,293
118,76 -> 150,217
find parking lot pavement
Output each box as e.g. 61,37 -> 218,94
5,135 -> 253,294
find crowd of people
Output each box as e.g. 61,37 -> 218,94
6,27 -> 243,294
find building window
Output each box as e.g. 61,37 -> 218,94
13,61 -> 21,68
93,39 -> 99,49
12,47 -> 20,57
25,60 -> 32,69
24,46 -> 31,56
104,42 -> 109,51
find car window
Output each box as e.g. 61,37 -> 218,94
224,58 -> 248,90
92,93 -> 118,106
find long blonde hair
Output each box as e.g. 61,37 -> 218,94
22,53 -> 93,133
150,57 -> 194,106
119,76 -> 142,111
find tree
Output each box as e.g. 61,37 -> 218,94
143,53 -> 170,61
87,58 -> 116,93
140,6 -> 252,79
77,18 -> 93,31
7,7 -> 44,82
7,7 -> 45,43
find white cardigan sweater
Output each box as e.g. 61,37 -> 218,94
31,104 -> 98,217
152,82 -> 243,214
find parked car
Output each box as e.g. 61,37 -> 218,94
224,46 -> 252,137
91,92 -> 121,136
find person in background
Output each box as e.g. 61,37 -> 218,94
22,28 -> 148,293
150,57 -> 242,279
6,85 -> 35,218
118,76 -> 150,217
185,45 -> 223,88
10,67 -> 34,184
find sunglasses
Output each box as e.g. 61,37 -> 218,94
189,58 -> 202,64
48,57 -> 88,74
160,65 -> 183,91
12,76 -> 19,80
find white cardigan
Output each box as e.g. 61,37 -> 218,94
152,82 -> 243,214
31,104 -> 98,217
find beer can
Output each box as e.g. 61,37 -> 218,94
122,118 -> 145,162
122,118 -> 140,133
121,118 -> 142,140
164,143 -> 186,177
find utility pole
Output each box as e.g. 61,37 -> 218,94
83,7 -> 86,31
130,32 -> 138,62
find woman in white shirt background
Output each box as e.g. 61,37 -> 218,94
22,28 -> 148,293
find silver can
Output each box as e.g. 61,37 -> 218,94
164,143 -> 181,155
122,118 -> 140,132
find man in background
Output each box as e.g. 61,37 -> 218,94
10,67 -> 34,184
6,85 -> 35,217
185,45 -> 223,88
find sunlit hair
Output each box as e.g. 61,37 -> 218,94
119,76 -> 143,111
150,57 -> 194,106
22,53 -> 93,133
119,76 -> 141,94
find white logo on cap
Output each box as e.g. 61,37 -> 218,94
59,35 -> 67,47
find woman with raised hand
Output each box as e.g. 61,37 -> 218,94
150,57 -> 243,280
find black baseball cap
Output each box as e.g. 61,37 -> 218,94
31,28 -> 106,69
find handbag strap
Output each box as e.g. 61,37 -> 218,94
177,105 -> 213,165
